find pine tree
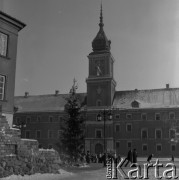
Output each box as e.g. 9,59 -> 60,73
59,79 -> 84,162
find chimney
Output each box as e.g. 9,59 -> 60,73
24,92 -> 29,98
166,84 -> 169,89
55,90 -> 59,96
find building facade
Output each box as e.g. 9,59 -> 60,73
0,11 -> 25,127
14,7 -> 179,157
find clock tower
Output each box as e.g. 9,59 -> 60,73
86,4 -> 116,107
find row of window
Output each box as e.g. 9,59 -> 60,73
25,130 -> 62,139
15,115 -> 63,124
95,128 -> 176,139
115,142 -> 176,152
96,112 -> 176,121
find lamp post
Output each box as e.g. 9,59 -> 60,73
97,109 -> 112,154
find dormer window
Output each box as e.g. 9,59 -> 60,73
131,100 -> 139,108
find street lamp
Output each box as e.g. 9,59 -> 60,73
97,109 -> 113,154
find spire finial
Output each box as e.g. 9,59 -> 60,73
99,1 -> 104,29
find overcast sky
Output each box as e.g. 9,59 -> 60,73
1,0 -> 179,96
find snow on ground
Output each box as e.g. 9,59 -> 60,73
1,169 -> 73,180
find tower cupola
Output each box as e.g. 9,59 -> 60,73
92,3 -> 111,52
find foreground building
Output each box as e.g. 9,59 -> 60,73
0,11 -> 25,127
14,6 -> 179,157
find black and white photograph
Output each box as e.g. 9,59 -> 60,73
0,0 -> 179,179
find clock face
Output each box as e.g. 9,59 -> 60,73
0,32 -> 8,57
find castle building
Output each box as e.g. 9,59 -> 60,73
0,11 -> 25,127
14,6 -> 179,156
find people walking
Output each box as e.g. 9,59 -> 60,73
147,154 -> 154,163
124,149 -> 133,167
132,148 -> 137,166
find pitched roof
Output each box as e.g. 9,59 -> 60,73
14,93 -> 86,113
14,88 -> 179,113
113,88 -> 179,109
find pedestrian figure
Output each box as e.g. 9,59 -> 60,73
86,151 -> 90,164
124,149 -> 133,167
130,149 -> 137,167
171,155 -> 174,162
102,153 -> 107,167
147,154 -> 154,163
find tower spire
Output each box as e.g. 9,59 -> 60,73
99,1 -> 104,29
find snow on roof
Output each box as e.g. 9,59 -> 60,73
14,88 -> 179,113
14,93 -> 86,113
113,88 -> 179,109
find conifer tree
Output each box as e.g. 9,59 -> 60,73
60,79 -> 84,162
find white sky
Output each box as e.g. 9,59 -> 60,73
1,0 -> 179,96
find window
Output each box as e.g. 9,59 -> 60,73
126,114 -> 132,119
155,113 -> 160,120
156,144 -> 162,152
116,141 -> 120,149
131,100 -> 139,108
115,124 -> 120,132
169,112 -> 175,120
15,117 -> 20,124
0,75 -> 6,100
96,100 -> 102,106
142,144 -> 148,151
36,130 -> 41,139
49,116 -> 53,122
115,114 -> 120,119
95,129 -> 102,138
127,141 -> 132,149
58,130 -> 62,138
39,144 -> 42,149
126,124 -> 132,132
0,32 -> 8,57
155,129 -> 162,139
26,117 -> 31,124
141,113 -> 147,120
25,131 -> 30,139
37,116 -> 41,122
48,144 -> 53,149
141,129 -> 148,139
171,145 -> 176,152
169,129 -> 175,139
48,130 -> 53,139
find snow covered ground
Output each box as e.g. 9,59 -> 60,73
1,169 -> 73,180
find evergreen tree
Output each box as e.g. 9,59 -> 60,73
59,79 -> 84,162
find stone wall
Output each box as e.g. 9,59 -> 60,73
0,115 -> 62,178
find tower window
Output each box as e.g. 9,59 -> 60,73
96,100 -> 102,106
0,75 -> 6,100
95,129 -> 102,138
